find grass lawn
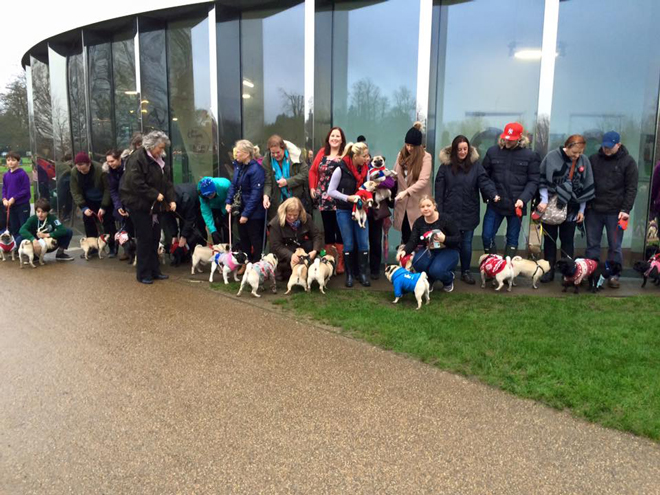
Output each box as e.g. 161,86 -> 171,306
213,282 -> 660,440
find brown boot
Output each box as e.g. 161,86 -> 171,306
334,244 -> 345,274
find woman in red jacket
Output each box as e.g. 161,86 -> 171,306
309,126 -> 346,273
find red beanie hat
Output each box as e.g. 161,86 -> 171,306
74,152 -> 91,164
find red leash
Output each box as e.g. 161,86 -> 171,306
4,203 -> 9,231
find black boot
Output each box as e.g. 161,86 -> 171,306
358,251 -> 371,287
344,251 -> 354,288
504,245 -> 517,259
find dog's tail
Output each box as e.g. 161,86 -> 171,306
419,271 -> 428,282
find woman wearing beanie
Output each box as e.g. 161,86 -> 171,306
327,141 -> 371,287
308,127 -> 346,274
393,122 -> 433,244
435,135 -> 499,284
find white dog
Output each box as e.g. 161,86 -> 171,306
80,235 -> 109,260
306,254 -> 336,294
511,256 -> 551,289
237,253 -> 278,298
18,237 -> 58,268
191,243 -> 230,274
479,254 -> 515,291
384,265 -> 430,310
209,250 -> 248,284
285,248 -> 312,294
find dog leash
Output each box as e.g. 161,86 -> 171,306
228,210 -> 233,249
4,203 -> 9,231
261,207 -> 268,255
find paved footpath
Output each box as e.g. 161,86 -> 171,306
1,256 -> 659,494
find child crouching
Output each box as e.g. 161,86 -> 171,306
18,198 -> 74,261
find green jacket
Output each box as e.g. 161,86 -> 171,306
70,163 -> 111,210
198,177 -> 231,234
19,214 -> 68,241
263,152 -> 310,220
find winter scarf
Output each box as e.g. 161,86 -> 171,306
272,150 -> 291,200
540,148 -> 595,206
342,155 -> 368,190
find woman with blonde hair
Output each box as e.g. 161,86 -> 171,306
393,121 -> 433,244
269,197 -> 323,276
327,141 -> 370,287
399,195 -> 461,292
225,139 -> 266,262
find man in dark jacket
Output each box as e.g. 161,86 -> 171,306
162,182 -> 206,251
481,123 -> 540,258
585,131 -> 638,288
70,151 -> 117,256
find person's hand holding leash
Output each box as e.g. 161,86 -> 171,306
83,208 -> 94,217
576,212 -> 584,223
169,202 -> 176,212
225,204 -> 232,214
263,195 -> 271,209
618,211 -> 630,221
395,190 -> 408,202
156,193 -> 164,202
239,216 -> 248,224
277,178 -> 287,188
118,208 -> 128,217
537,202 -> 547,213
493,195 -> 501,202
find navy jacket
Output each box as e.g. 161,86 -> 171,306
588,145 -> 638,214
226,159 -> 266,220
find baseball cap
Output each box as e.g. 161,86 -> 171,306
199,177 -> 216,198
602,131 -> 620,149
500,122 -> 523,141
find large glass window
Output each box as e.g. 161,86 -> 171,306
113,28 -> 140,151
67,43 -> 89,157
30,54 -> 55,202
332,0 -> 420,166
87,38 -> 115,161
550,0 -> 660,259
241,2 -> 305,150
139,18 -> 170,138
168,13 -> 214,184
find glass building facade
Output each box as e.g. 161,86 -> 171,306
22,0 -> 660,263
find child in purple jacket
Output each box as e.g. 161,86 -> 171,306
2,151 -> 31,237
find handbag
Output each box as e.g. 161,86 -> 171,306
541,158 -> 576,225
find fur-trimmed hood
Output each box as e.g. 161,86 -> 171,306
497,134 -> 531,149
438,145 -> 479,166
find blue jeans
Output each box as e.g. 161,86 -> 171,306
411,248 -> 459,286
336,209 -> 369,253
460,230 -> 474,273
482,205 -> 522,251
8,201 -> 31,237
585,211 -> 623,265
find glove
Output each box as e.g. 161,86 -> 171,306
211,231 -> 221,244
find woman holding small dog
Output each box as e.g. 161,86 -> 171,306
309,127 -> 346,274
119,131 -> 176,285
537,134 -> 595,282
269,197 -> 323,277
327,141 -> 371,287
435,135 -> 499,285
393,122 -> 433,244
401,196 -> 461,292
225,139 -> 266,262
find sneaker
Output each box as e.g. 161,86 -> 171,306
443,281 -> 454,293
56,252 -> 74,261
608,277 -> 620,289
460,271 -> 476,285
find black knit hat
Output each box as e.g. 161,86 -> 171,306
404,122 -> 423,146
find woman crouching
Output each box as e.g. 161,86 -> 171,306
400,195 -> 460,292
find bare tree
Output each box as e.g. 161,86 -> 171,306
280,89 -> 304,119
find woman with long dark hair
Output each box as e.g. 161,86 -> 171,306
308,127 -> 346,273
435,135 -> 499,284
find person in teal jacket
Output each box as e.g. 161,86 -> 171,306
198,177 -> 231,244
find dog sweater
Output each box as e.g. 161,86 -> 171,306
646,254 -> 660,277
391,268 -> 423,298
252,259 -> 275,283
480,255 -> 506,278
0,234 -> 15,253
213,252 -> 238,272
564,258 -> 598,285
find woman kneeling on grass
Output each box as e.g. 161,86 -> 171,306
400,195 -> 460,292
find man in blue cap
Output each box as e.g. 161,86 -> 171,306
585,131 -> 638,288
198,176 -> 231,244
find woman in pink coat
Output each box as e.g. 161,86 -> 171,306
393,121 -> 433,244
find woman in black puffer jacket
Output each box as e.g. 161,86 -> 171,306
435,135 -> 499,284
119,130 -> 175,284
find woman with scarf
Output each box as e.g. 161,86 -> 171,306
262,135 -> 310,220
119,130 -> 176,284
537,134 -> 595,282
308,127 -> 347,274
327,141 -> 370,287
393,121 -> 433,244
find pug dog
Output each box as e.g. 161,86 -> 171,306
209,250 -> 248,284
18,237 -> 58,268
511,256 -> 551,289
590,260 -> 622,292
385,264 -> 430,310
237,253 -> 278,298
479,254 -> 515,292
191,243 -> 230,274
555,257 -> 599,294
0,230 -> 16,261
303,254 -> 333,294
80,235 -> 109,260
351,190 -> 373,229
285,248 -> 312,294
634,258 -> 660,288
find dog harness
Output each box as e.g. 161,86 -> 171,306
564,258 -> 598,285
0,232 -> 15,253
252,259 -> 275,284
480,255 -> 506,278
213,252 -> 238,272
391,268 -> 423,298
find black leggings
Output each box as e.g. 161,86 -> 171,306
321,210 -> 343,244
238,217 -> 265,262
543,221 -> 577,266
368,215 -> 383,274
401,213 -> 412,245
131,210 -> 163,281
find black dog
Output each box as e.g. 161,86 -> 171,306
124,238 -> 137,265
555,257 -> 610,294
633,260 -> 660,288
590,260 -> 622,293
